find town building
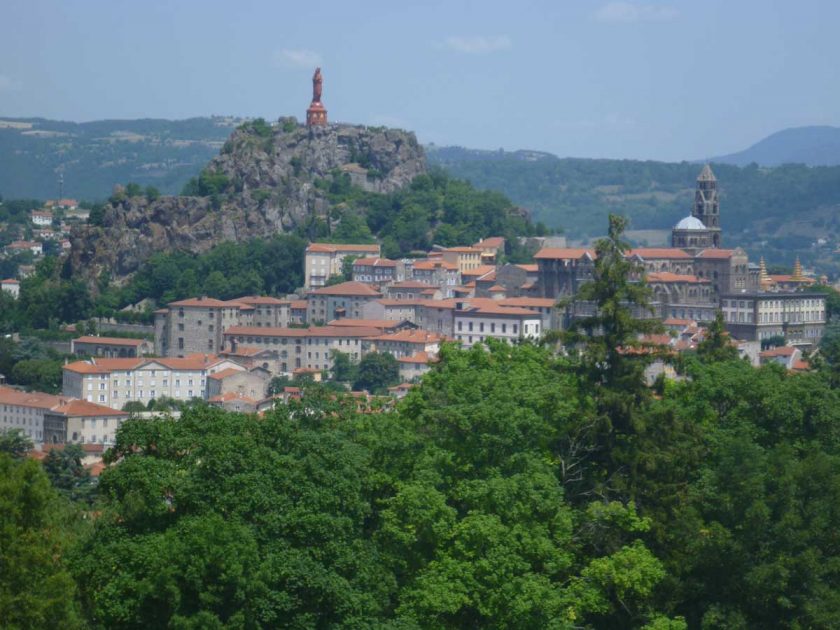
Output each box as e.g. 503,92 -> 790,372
362,329 -> 443,359
62,354 -> 240,409
352,257 -> 404,285
236,296 -> 291,328
6,240 -> 43,256
72,336 -> 153,358
223,325 -> 382,374
441,247 -> 484,273
720,292 -> 826,346
397,352 -> 435,381
206,367 -> 270,403
0,385 -> 126,446
1,278 -> 19,299
306,281 -> 382,323
304,243 -> 381,288
473,237 -> 506,264
453,303 -> 542,345
409,259 -> 460,297
154,297 -> 253,357
383,280 -> 440,300
31,210 -> 53,226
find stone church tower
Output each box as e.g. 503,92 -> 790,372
671,164 -> 722,250
692,164 -> 721,247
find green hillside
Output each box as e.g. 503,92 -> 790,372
0,116 -> 244,200
428,146 -> 840,274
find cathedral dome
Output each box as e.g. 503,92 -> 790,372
674,215 -> 706,230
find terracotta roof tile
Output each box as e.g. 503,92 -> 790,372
309,281 -> 382,297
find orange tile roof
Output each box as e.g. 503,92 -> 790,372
498,297 -> 556,308
309,281 -> 382,297
628,248 -> 692,259
397,351 -> 433,364
225,325 -> 382,338
169,297 -> 242,308
209,392 -> 258,404
63,358 -> 144,374
353,257 -> 397,267
462,265 -> 497,278
53,399 -> 128,417
412,260 -> 459,271
0,386 -> 65,409
458,305 -> 542,317
1,278 -> 20,284
367,329 -> 443,343
663,317 -> 696,326
695,248 -> 738,259
207,367 -> 247,380
760,346 -> 798,357
327,319 -> 405,329
516,264 -> 539,272
236,295 -> 290,305
73,336 -> 145,347
290,300 -> 308,310
534,247 -> 595,260
306,243 -> 380,253
489,285 -> 506,292
473,237 -> 505,249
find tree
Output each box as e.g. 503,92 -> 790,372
125,182 -> 143,198
0,454 -> 84,628
42,444 -> 95,503
353,352 -> 399,393
696,311 -> 739,363
144,185 -> 160,202
330,350 -> 356,383
0,428 -> 33,459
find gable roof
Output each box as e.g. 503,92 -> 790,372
628,248 -> 692,259
73,336 -> 145,347
534,247 -> 595,260
169,297 -> 241,308
309,281 -> 382,297
306,243 -> 380,254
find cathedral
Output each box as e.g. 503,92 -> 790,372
671,164 -> 722,250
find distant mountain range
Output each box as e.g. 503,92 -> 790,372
707,125 -> 840,167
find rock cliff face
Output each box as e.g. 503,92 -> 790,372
68,119 -> 426,282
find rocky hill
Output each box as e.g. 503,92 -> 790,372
67,119 -> 425,281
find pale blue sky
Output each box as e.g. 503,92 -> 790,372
1,0 -> 838,161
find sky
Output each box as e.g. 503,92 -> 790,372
1,0 -> 838,161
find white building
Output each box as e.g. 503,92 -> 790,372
453,303 -> 542,346
304,243 -> 381,288
62,354 -> 242,410
0,385 -> 126,446
1,278 -> 20,299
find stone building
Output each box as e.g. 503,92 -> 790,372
720,292 -> 826,347
155,297 -> 253,357
671,164 -> 722,250
352,257 -> 404,285
306,281 -> 382,323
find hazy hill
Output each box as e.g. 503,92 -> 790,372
428,145 -> 840,274
709,126 -> 840,167
0,116 -> 244,200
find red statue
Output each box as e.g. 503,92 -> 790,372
312,67 -> 323,103
306,67 -> 327,126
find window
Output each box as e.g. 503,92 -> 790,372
178,338 -> 184,350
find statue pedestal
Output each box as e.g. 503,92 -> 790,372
306,102 -> 327,126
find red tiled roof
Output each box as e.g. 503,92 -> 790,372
1,278 -> 20,284
498,297 -> 556,308
695,249 -> 737,259
225,325 -> 383,338
367,329 -> 443,343
328,319 -> 405,329
760,346 -> 798,357
353,257 -> 397,267
534,247 -> 595,260
309,281 -> 382,297
236,295 -> 290,305
629,248 -> 692,259
458,305 -> 542,317
53,399 -> 128,417
397,351 -> 433,364
443,246 -> 483,253
473,237 -> 505,249
461,265 -> 497,279
290,300 -> 308,310
169,297 -> 243,308
306,243 -> 380,253
663,317 -> 696,326
73,336 -> 145,347
516,264 -> 539,272
207,367 -> 247,380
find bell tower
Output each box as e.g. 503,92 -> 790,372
693,164 -> 721,247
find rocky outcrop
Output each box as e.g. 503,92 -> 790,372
68,119 -> 426,284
